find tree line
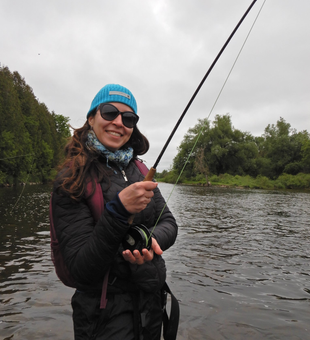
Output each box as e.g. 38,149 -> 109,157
1,65 -> 309,188
0,66 -> 71,185
157,114 -> 310,186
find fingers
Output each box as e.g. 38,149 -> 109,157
151,238 -> 163,255
119,181 -> 158,214
122,249 -> 137,264
122,238 -> 162,265
122,248 -> 154,265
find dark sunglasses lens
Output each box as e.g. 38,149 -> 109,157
122,113 -> 139,128
100,104 -> 138,128
100,105 -> 119,121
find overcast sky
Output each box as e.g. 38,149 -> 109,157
1,0 -> 309,171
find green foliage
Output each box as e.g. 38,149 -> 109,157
156,169 -> 180,184
274,173 -> 310,189
159,113 -> 310,189
173,113 -> 259,178
301,138 -> 310,172
0,170 -> 6,184
206,173 -> 310,190
256,118 -> 308,178
283,162 -> 303,175
52,112 -> 71,137
0,66 -> 71,185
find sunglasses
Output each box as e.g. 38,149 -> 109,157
98,103 -> 139,129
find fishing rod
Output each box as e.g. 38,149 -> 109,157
143,0 -> 258,182
124,0 -> 259,252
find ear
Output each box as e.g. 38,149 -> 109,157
88,115 -> 94,127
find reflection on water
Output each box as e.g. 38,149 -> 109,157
0,185 -> 73,339
0,184 -> 310,339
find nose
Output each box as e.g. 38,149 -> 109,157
112,113 -> 123,126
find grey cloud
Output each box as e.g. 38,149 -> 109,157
1,0 -> 309,172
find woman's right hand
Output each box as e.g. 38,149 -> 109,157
118,181 -> 158,214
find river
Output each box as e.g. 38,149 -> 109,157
0,183 -> 309,339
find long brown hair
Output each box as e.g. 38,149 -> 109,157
56,116 -> 149,201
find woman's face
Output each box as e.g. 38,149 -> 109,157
88,102 -> 134,152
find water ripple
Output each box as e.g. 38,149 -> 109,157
1,184 -> 310,339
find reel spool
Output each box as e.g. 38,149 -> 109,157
122,224 -> 152,253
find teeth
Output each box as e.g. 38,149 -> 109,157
108,131 -> 121,137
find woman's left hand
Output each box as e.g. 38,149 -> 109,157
122,238 -> 163,265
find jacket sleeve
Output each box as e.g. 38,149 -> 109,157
52,190 -> 131,285
150,186 -> 178,251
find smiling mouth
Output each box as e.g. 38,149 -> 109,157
107,131 -> 122,137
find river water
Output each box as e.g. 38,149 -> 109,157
0,183 -> 309,340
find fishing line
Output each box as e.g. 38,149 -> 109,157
148,0 -> 267,240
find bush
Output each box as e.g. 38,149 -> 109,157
276,173 -> 310,189
194,174 -> 207,183
209,175 -> 220,184
157,170 -> 180,184
255,175 -> 274,189
283,162 -> 303,175
0,171 -> 6,185
159,171 -> 310,190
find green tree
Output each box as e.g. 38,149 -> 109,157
194,147 -> 210,183
51,112 -> 71,165
0,67 -> 34,183
300,134 -> 310,173
207,115 -> 257,176
0,65 -> 71,184
172,114 -> 258,179
258,117 -> 306,178
173,118 -> 210,181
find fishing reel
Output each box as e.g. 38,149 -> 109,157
122,224 -> 152,254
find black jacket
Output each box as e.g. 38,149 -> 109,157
52,159 -> 178,339
52,159 -> 178,294
52,161 -> 177,291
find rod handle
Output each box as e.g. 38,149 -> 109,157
143,167 -> 156,182
127,167 -> 157,225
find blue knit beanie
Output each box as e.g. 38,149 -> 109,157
87,84 -> 137,118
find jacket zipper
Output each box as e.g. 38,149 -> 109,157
121,169 -> 128,182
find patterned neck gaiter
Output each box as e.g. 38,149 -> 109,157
86,130 -> 133,172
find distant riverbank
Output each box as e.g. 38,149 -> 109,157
157,172 -> 310,191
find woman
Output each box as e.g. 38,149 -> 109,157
51,84 -> 178,340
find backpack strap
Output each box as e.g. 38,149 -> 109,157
162,282 -> 180,340
134,159 -> 149,177
85,180 -> 104,223
84,180 -> 108,308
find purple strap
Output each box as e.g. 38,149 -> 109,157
85,180 -> 108,309
85,181 -> 104,223
134,159 -> 149,176
100,269 -> 110,309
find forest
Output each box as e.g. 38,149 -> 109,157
157,114 -> 310,189
0,66 -> 71,186
1,65 -> 309,189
